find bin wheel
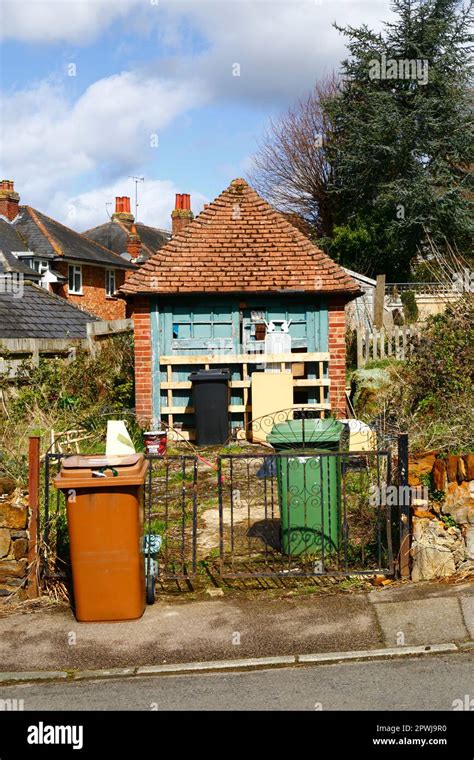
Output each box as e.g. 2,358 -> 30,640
146,574 -> 156,605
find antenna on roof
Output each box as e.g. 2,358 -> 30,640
129,176 -> 144,222
105,202 -> 112,219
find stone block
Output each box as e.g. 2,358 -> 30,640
0,502 -> 27,530
432,458 -> 447,492
13,538 -> 28,560
0,528 -> 11,558
0,559 -> 28,582
464,454 -> 474,482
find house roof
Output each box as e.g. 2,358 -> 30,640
0,220 -> 41,279
83,219 -> 170,261
14,207 -> 135,270
0,249 -> 41,280
0,218 -> 30,253
0,282 -> 98,340
120,178 -> 361,297
343,267 -> 377,287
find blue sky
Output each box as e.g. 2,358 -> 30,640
0,0 -> 391,231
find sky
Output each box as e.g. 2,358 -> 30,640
0,0 -> 392,232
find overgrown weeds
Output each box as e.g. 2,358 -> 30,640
0,334 -> 138,485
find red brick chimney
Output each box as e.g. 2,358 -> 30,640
0,180 -> 20,221
127,223 -> 142,260
112,196 -> 134,228
171,193 -> 193,236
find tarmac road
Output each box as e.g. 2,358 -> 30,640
0,652 -> 472,711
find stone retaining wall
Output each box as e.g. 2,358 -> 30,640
409,453 -> 474,580
0,478 -> 29,599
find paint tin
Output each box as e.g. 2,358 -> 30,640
144,430 -> 167,456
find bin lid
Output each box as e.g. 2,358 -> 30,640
267,418 -> 344,449
54,453 -> 148,488
62,454 -> 142,470
188,369 -> 230,382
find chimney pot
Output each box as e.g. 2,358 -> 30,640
171,192 -> 193,236
112,195 -> 134,227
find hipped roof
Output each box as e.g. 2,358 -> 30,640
120,178 -> 361,298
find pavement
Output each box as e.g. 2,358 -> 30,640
0,579 -> 472,681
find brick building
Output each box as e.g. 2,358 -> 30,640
120,178 -> 361,436
0,180 -> 135,320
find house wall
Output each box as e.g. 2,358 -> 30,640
132,296 -> 153,424
328,297 -> 347,417
53,262 -> 127,320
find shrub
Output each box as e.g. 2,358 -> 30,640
406,295 -> 473,411
400,290 -> 418,324
0,334 -> 137,483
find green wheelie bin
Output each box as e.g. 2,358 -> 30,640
267,419 -> 344,557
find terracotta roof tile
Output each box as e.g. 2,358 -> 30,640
120,178 -> 361,297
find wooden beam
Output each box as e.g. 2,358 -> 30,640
161,404 -> 252,415
159,352 -> 330,365
161,380 -> 252,390
27,436 -> 40,599
86,318 -> 133,337
294,379 -> 331,387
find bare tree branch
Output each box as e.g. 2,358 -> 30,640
248,76 -> 339,237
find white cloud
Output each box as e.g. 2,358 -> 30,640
0,0 -> 395,228
0,0 -> 142,44
156,0 -> 393,102
53,177 -> 208,231
0,69 -> 210,212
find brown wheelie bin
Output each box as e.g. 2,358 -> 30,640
54,454 -> 149,622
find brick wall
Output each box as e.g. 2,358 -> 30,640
0,478 -> 28,599
132,297 -> 153,425
53,262 -> 127,320
328,296 -> 348,418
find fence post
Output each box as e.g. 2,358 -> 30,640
398,433 -> 411,578
356,328 -> 363,368
27,436 -> 41,598
374,274 -> 386,329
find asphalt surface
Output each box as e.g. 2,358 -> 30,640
0,652 -> 472,711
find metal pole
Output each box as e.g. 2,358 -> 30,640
27,436 -> 41,598
398,433 -> 411,578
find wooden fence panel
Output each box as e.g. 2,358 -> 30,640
356,326 -> 420,368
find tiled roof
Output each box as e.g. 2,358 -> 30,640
0,249 -> 41,279
0,282 -> 98,339
0,220 -> 40,279
0,218 -> 30,253
120,179 -> 361,296
14,207 -> 136,270
83,220 -> 170,260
